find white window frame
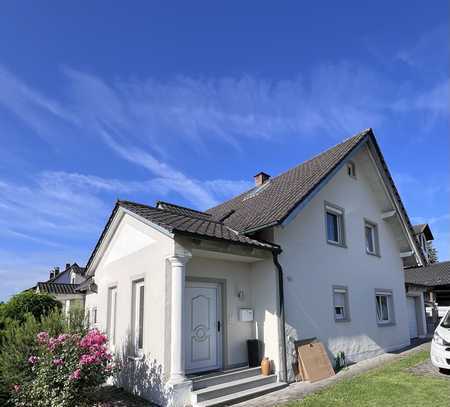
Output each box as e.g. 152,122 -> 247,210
365,219 -> 380,256
375,289 -> 395,326
107,286 -> 118,347
325,202 -> 346,247
90,306 -> 98,327
70,273 -> 76,284
131,280 -> 145,356
333,285 -> 350,322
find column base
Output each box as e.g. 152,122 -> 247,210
166,377 -> 192,407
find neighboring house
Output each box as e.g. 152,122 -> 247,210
34,263 -> 88,314
83,129 -> 427,406
412,223 -> 434,264
405,261 -> 450,318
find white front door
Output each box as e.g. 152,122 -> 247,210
407,296 -> 418,338
185,281 -> 222,373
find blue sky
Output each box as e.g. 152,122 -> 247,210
0,1 -> 448,301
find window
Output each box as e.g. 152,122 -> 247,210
132,280 -> 145,355
347,161 -> 356,178
365,220 -> 380,256
70,273 -> 76,284
92,307 -> 98,325
375,290 -> 394,325
325,203 -> 345,246
333,286 -> 350,322
107,286 -> 118,346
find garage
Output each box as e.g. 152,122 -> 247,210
407,296 -> 419,338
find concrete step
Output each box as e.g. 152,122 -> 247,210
192,367 -> 261,390
192,374 -> 278,404
195,381 -> 287,407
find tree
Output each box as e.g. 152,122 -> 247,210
0,291 -> 61,325
426,240 -> 438,264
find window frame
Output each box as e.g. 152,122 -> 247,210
375,289 -> 395,326
324,202 -> 346,248
131,279 -> 145,356
347,161 -> 356,179
107,286 -> 118,347
332,285 -> 351,323
364,219 -> 380,257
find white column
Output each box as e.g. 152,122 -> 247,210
168,255 -> 191,384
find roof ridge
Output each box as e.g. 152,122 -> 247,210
120,199 -> 229,225
156,200 -> 212,216
269,128 -> 371,183
207,129 -> 372,215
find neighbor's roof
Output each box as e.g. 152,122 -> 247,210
37,282 -> 81,295
47,263 -> 86,283
207,129 -> 371,232
404,261 -> 450,287
119,200 -> 278,250
412,224 -> 434,241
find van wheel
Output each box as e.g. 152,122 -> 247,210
439,368 -> 450,374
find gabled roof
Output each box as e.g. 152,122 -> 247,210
85,127 -> 426,273
207,129 -> 370,232
85,199 -> 279,274
47,263 -> 85,283
413,224 -> 434,241
405,261 -> 450,287
37,282 -> 81,295
207,128 -> 426,265
119,200 -> 278,250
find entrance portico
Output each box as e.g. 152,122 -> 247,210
166,239 -> 283,405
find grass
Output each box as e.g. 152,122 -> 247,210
282,351 -> 450,407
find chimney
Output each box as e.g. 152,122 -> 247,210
254,172 -> 271,187
54,266 -> 60,277
66,263 -> 71,270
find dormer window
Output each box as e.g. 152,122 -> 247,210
347,161 -> 356,178
70,274 -> 76,284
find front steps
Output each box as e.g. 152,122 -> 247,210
190,367 -> 287,406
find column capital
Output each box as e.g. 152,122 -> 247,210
168,254 -> 192,267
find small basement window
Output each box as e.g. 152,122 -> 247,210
333,286 -> 350,322
347,161 -> 356,178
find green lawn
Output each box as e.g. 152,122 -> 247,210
282,351 -> 450,407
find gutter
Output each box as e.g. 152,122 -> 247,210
272,250 -> 288,383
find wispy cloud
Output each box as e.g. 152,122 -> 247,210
0,65 -> 77,142
396,25 -> 449,73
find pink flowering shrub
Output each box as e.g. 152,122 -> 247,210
11,329 -> 116,407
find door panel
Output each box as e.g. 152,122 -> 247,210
186,282 -> 221,373
407,296 -> 418,338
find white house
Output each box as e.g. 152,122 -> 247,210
82,128 -> 427,406
33,263 -> 88,314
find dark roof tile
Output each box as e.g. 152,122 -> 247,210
405,261 -> 450,286
37,283 -> 80,295
207,129 -> 371,232
118,200 -> 278,251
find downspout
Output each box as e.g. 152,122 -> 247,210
272,250 -> 288,383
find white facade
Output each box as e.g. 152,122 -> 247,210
275,146 -> 412,376
84,142 -> 424,406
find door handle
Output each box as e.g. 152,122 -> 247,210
217,321 -> 221,332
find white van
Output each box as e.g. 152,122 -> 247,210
431,310 -> 450,371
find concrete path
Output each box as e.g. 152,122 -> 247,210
234,340 -> 432,407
